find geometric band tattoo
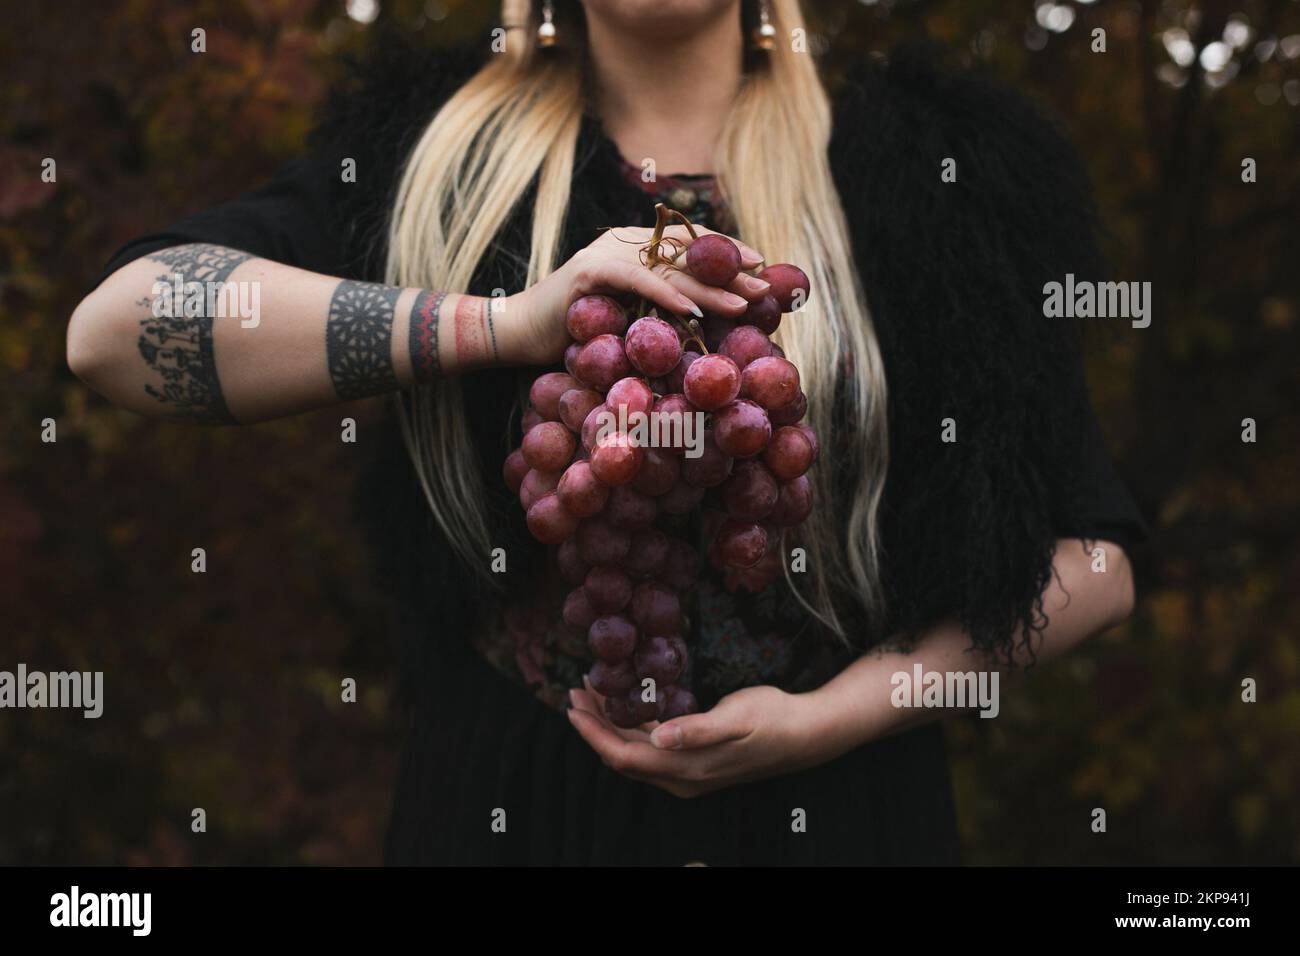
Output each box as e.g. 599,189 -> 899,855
138,243 -> 250,423
326,280 -> 402,400
408,290 -> 447,384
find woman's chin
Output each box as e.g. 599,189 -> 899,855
581,0 -> 738,39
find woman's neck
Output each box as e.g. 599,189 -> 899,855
585,7 -> 743,176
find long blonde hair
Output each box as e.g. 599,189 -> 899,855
385,0 -> 888,639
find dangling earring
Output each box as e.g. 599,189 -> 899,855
752,0 -> 776,51
537,0 -> 557,48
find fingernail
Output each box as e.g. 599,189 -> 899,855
568,689 -> 579,709
652,726 -> 683,750
684,300 -> 703,318
743,276 -> 770,294
723,293 -> 748,310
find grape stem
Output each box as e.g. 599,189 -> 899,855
667,208 -> 700,241
640,203 -> 709,353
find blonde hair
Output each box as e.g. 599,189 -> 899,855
385,0 -> 888,639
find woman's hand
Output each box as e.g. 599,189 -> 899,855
504,225 -> 771,367
568,540 -> 1138,799
568,681 -> 851,799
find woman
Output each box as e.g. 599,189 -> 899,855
66,0 -> 1143,865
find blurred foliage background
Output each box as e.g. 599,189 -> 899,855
1,0 -> 1297,865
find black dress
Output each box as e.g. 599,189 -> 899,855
101,39 -> 1146,865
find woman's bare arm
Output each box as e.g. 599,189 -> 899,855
66,243 -> 504,425
67,229 -> 766,425
804,538 -> 1137,753
568,539 -> 1136,798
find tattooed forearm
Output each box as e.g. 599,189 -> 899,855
408,290 -> 447,384
137,243 -> 251,423
326,280 -> 402,400
452,294 -> 499,367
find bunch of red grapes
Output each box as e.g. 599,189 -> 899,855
502,225 -> 818,728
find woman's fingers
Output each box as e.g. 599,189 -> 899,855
650,710 -> 750,751
657,266 -> 754,317
729,272 -> 772,301
567,708 -> 692,778
586,225 -> 765,319
664,224 -> 765,268
588,259 -> 702,318
572,683 -> 654,743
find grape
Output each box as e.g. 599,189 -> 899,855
768,389 -> 807,426
623,527 -> 670,579
634,635 -> 685,685
631,447 -> 680,496
556,460 -> 609,517
661,350 -> 701,394
589,432 -> 645,486
605,377 -> 654,419
713,399 -> 772,458
563,343 -> 581,377
559,388 -> 604,432
588,659 -> 635,697
665,635 -> 690,670
714,518 -> 767,568
700,315 -> 735,352
563,587 -> 598,630
683,353 -> 741,411
513,254 -> 821,724
522,421 -> 577,472
658,539 -> 701,592
722,460 -> 779,521
584,565 -> 634,613
630,581 -> 682,634
686,234 -> 742,287
526,492 -> 578,544
763,425 -> 815,481
739,356 -> 799,411
566,294 -> 628,342
625,316 -> 683,377
574,334 -> 633,391
557,537 -> 589,585
651,393 -> 697,457
795,423 -> 820,462
769,474 -> 813,526
581,404 -> 607,451
659,685 -> 699,720
652,392 -> 692,416
660,479 -> 706,515
576,517 -> 631,565
588,614 -> 637,662
718,325 -> 775,371
742,294 -> 782,335
502,448 -> 529,493
626,686 -> 664,724
605,484 -> 657,530
758,263 -> 810,312
604,693 -> 642,729
519,468 -> 560,510
529,372 -> 577,421
680,432 -> 733,488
